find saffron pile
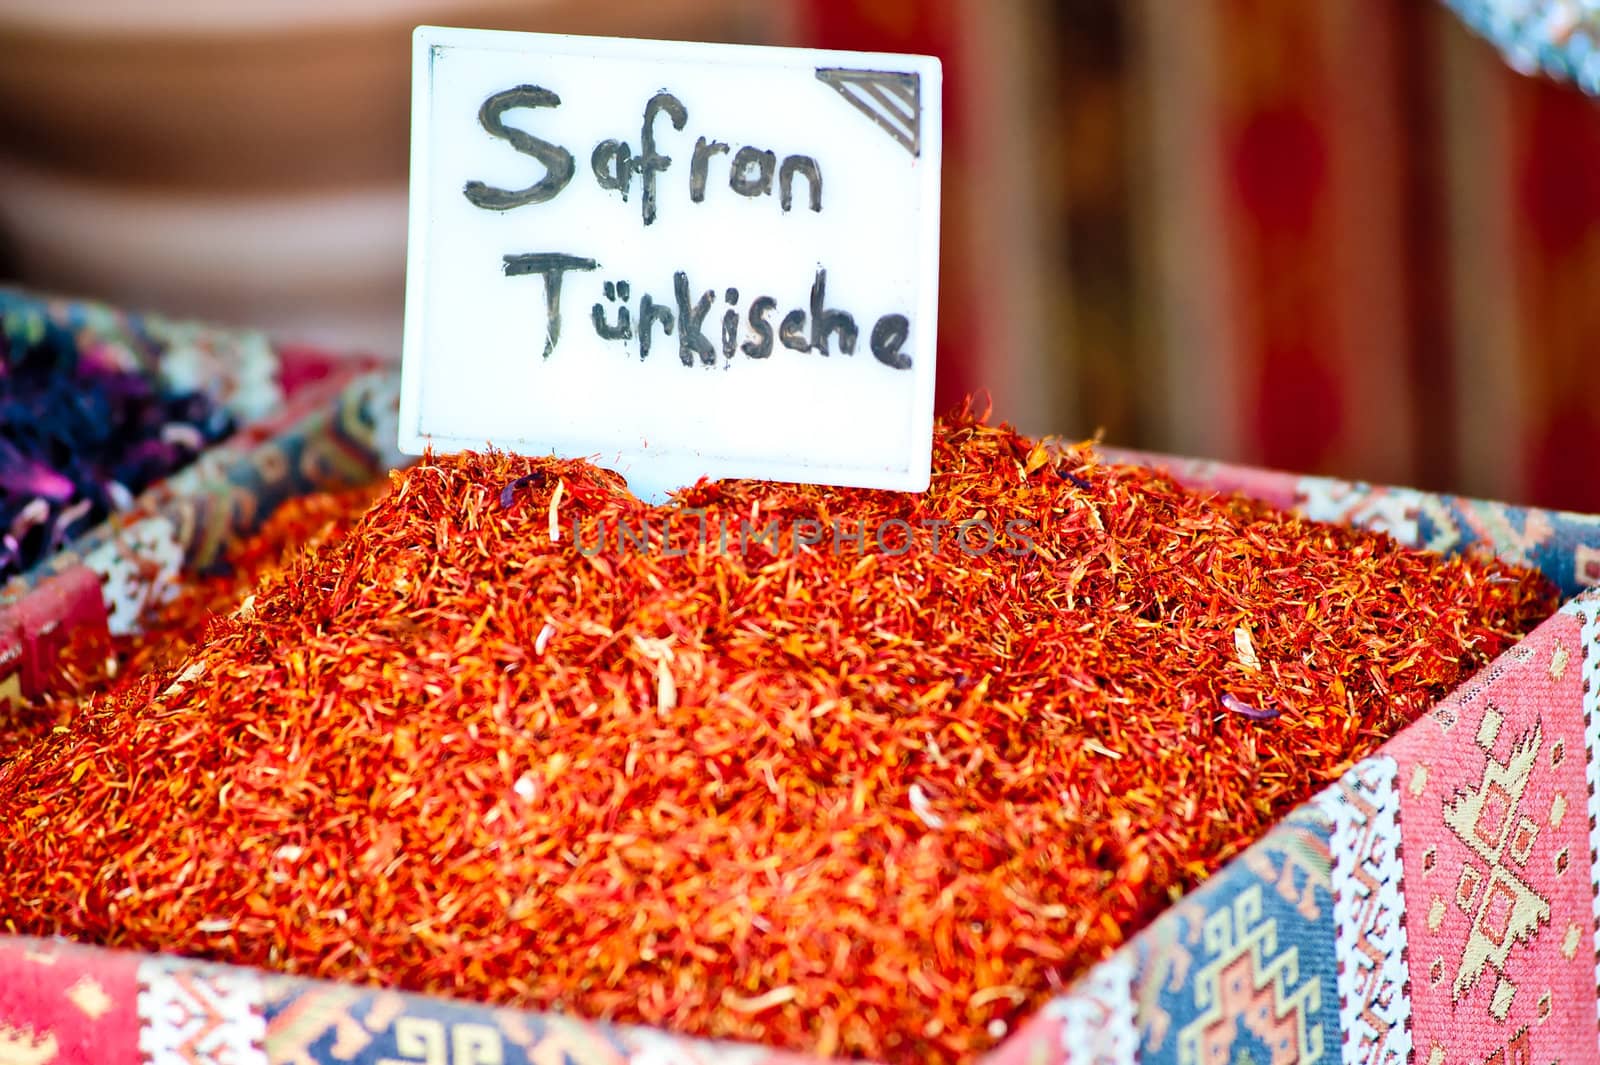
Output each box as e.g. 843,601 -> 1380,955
0,415 -> 1558,1064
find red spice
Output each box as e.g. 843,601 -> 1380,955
0,414 -> 1557,1064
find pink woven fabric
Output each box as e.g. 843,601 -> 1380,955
1387,604 -> 1599,1062
0,936 -> 140,1065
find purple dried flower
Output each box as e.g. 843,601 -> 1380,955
0,307 -> 237,579
500,471 -> 549,509
1220,692 -> 1281,721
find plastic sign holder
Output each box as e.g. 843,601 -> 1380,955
399,27 -> 942,502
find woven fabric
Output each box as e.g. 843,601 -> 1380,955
1387,611 -> 1594,1061
1448,0 -> 1600,92
1317,757 -> 1410,1065
263,977 -> 802,1065
0,936 -> 141,1065
137,957 -> 268,1065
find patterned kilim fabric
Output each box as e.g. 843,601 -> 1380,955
0,935 -> 817,1065
1448,0 -> 1600,92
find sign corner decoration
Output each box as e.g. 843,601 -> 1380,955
398,26 -> 942,501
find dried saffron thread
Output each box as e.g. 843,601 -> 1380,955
0,412 -> 1557,1065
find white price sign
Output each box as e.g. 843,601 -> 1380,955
400,27 -> 942,500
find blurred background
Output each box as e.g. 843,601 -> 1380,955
0,0 -> 1594,512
